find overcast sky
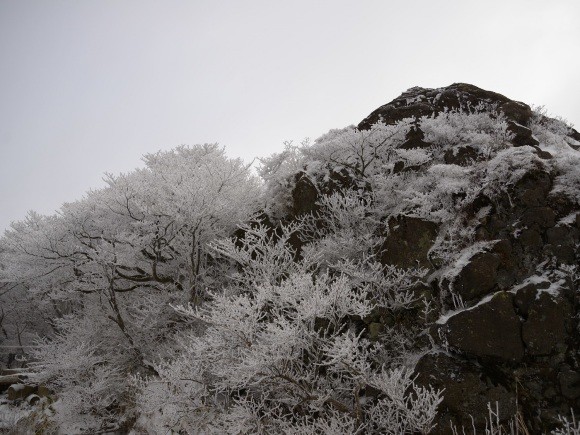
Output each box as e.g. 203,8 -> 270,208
1,0 -> 579,233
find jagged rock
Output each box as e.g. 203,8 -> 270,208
532,145 -> 553,159
558,366 -> 580,400
439,292 -> 525,362
291,171 -> 318,216
491,239 -> 517,289
514,281 -> 572,356
358,83 -> 580,151
453,251 -> 501,302
400,125 -> 432,149
521,206 -> 556,229
355,83 -> 580,431
359,84 -> 514,130
415,352 -> 517,434
545,225 -> 580,264
512,279 -> 552,315
513,168 -> 552,207
507,120 -> 540,147
380,215 -> 438,269
498,100 -> 534,125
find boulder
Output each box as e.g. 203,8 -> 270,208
291,172 -> 319,216
380,215 -> 438,269
452,251 -> 501,302
558,366 -> 580,400
440,292 -> 525,362
513,169 -> 552,207
399,125 -> 432,149
514,282 -> 572,356
443,145 -> 479,166
507,121 -> 540,147
358,83 -> 518,130
415,352 -> 517,434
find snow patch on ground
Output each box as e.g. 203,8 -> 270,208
0,391 -> 34,430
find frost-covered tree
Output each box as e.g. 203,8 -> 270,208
96,143 -> 263,303
134,276 -> 577,433
0,144 -> 262,431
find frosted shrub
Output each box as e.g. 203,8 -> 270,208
30,314 -> 130,431
419,104 -> 513,158
552,410 -> 580,435
529,109 -> 580,206
303,120 -> 412,184
482,146 -> 547,203
331,257 -> 427,312
300,189 -> 383,267
367,368 -> 443,435
530,105 -> 575,138
393,147 -> 433,169
210,219 -> 306,289
147,203 -> 444,433
135,262 -> 442,433
398,163 -> 478,222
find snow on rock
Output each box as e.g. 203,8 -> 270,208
436,291 -> 525,362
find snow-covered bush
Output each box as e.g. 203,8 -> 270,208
133,215 -> 442,433
304,121 -> 412,183
481,145 -> 548,203
134,269 -> 442,434
29,313 -> 131,432
552,409 -> 580,435
298,189 -> 383,268
419,103 -> 513,158
529,107 -> 580,206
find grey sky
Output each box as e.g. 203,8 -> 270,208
1,0 -> 579,233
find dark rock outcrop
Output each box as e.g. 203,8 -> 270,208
380,216 -> 438,269
438,292 -> 525,363
352,84 -> 580,433
282,83 -> 580,432
357,83 -> 579,149
415,352 -> 518,432
452,252 -> 502,302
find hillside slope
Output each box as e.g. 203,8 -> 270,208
1,84 -> 579,434
266,83 -> 580,433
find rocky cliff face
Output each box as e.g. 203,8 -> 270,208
290,84 -> 580,433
